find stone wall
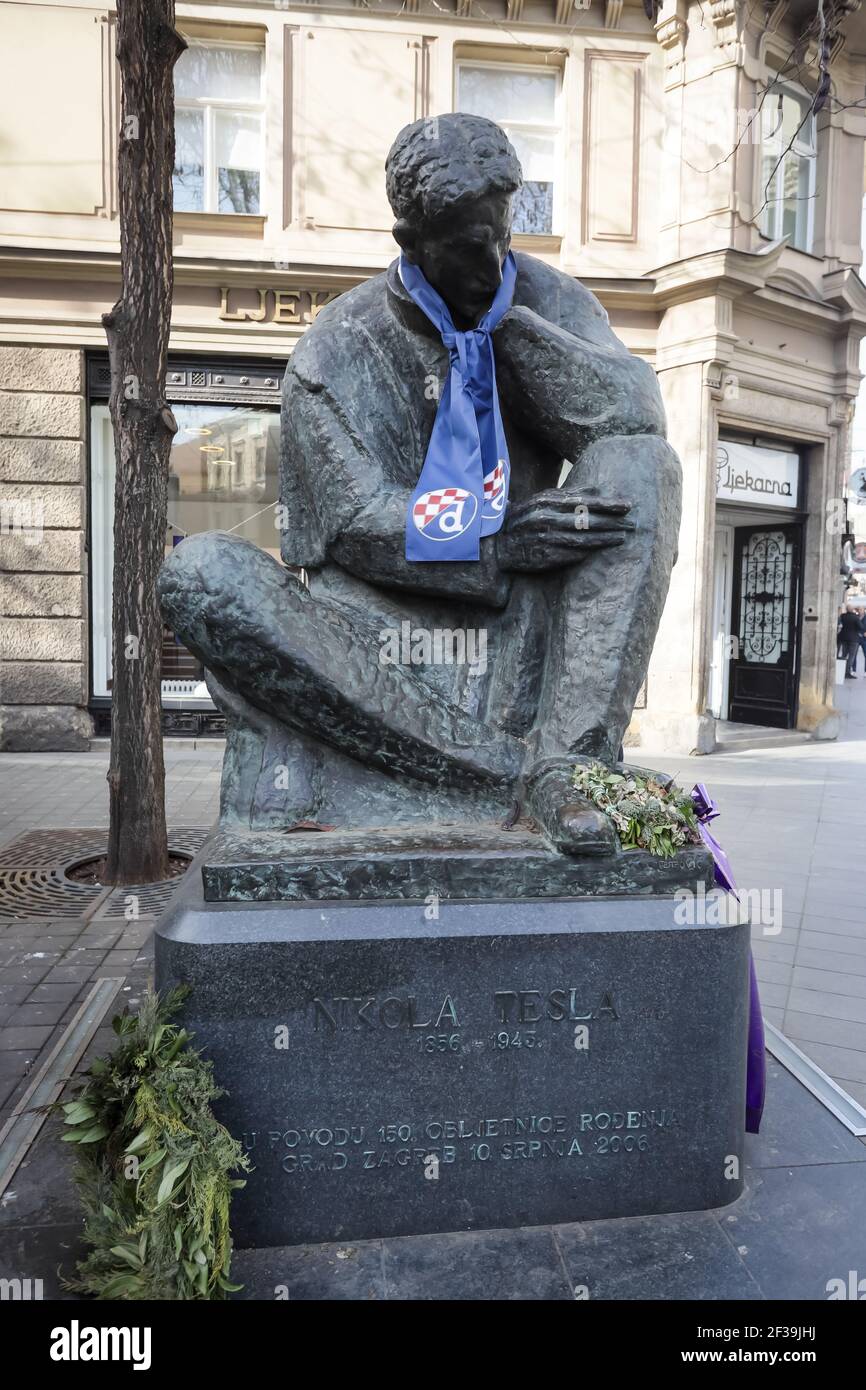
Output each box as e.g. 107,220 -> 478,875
0,346 -> 93,750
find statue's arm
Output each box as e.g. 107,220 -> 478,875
493,304 -> 666,461
332,491 -> 510,606
283,372 -> 511,608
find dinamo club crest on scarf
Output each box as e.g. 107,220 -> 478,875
399,251 -> 517,562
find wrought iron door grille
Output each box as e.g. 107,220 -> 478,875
738,530 -> 793,664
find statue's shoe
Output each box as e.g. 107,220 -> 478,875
525,761 -> 619,858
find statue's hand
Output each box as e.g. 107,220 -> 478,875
497,488 -> 633,573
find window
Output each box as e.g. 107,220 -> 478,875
91,398 -> 280,700
456,62 -> 560,236
174,41 -> 264,214
759,86 -> 816,252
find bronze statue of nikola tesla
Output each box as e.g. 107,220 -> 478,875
158,113 -> 683,862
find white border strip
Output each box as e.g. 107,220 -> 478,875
765,1020 -> 866,1137
0,976 -> 124,1200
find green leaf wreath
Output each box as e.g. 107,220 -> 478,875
572,762 -> 702,859
59,986 -> 250,1300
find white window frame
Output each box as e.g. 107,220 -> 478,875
455,59 -> 563,238
758,81 -> 817,253
174,37 -> 265,216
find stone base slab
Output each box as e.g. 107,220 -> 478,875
156,869 -> 749,1247
201,824 -> 715,903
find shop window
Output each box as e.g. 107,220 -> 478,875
455,62 -> 560,236
759,86 -> 816,252
174,41 -> 264,214
90,369 -> 281,705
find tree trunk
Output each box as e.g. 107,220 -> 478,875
103,0 -> 186,885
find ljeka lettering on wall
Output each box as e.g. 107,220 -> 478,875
715,440 -> 800,507
718,465 -> 793,499
218,286 -> 339,324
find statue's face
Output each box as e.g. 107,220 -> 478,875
401,191 -> 513,329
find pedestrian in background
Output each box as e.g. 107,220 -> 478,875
838,606 -> 862,678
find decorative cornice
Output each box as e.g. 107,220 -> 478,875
708,0 -> 746,61
650,240 -> 790,306
604,0 -> 624,28
655,15 -> 688,83
823,266 -> 866,322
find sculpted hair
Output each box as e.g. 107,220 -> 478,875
385,113 -> 523,231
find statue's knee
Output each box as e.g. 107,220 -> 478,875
158,531 -> 275,624
588,433 -> 680,501
648,436 -> 681,489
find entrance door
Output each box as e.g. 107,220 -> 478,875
709,525 -> 734,719
728,523 -> 802,728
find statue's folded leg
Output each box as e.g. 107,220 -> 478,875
527,432 -> 682,768
158,531 -> 522,796
519,433 -> 681,856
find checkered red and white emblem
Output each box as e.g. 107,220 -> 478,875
412,487 -> 472,530
483,463 -> 505,500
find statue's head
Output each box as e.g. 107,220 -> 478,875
386,113 -> 523,328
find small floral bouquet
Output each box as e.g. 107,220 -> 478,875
572,761 -> 702,859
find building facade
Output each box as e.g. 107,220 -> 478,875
1,0 -> 866,752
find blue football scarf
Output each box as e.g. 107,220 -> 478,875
400,250 -> 517,562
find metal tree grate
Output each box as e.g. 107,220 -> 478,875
0,828 -> 209,921
0,868 -> 102,919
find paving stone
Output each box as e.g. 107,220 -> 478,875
786,986 -> 866,1025
382,1226 -> 572,1301
0,964 -> 52,985
0,1225 -> 84,1299
8,1001 -> 70,1028
0,1025 -> 54,1051
783,1037 -> 866,1085
26,981 -> 84,1005
58,948 -> 107,966
0,1121 -> 79,1230
792,965 -> 866,1000
99,950 -> 141,971
800,928 -> 866,957
721,1163 -> 866,1300
744,1059 -> 866,1168
39,967 -> 95,985
232,1239 -> 387,1301
554,1208 -> 761,1301
0,1050 -> 39,1080
115,926 -> 155,950
0,984 -> 31,1007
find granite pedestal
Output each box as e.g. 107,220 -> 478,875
155,849 -> 749,1248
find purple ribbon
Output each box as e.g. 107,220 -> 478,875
692,783 -> 765,1135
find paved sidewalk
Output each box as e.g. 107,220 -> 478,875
0,739 -> 223,852
641,678 -> 866,1112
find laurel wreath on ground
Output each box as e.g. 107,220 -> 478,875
56,987 -> 249,1300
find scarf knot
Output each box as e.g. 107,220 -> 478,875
400,252 -> 516,561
